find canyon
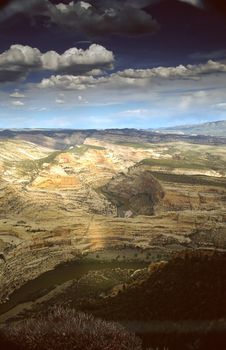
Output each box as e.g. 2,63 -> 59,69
0,129 -> 226,318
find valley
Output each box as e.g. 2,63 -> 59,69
0,128 -> 226,348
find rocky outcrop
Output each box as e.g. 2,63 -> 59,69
101,165 -> 164,217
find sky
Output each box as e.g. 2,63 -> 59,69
0,0 -> 226,129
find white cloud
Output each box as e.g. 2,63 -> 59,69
38,58 -> 226,91
117,60 -> 226,81
85,69 -> 104,76
9,91 -> 26,98
119,109 -> 149,117
39,74 -> 107,90
80,1 -> 92,10
0,44 -> 114,83
0,44 -> 41,67
55,98 -> 65,104
0,44 -> 42,82
11,100 -> 25,106
41,44 -> 114,72
178,91 -> 208,111
178,96 -> 193,111
29,106 -> 47,111
215,103 -> 226,110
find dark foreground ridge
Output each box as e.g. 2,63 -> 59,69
1,251 -> 226,350
90,250 -> 226,321
0,307 -> 142,350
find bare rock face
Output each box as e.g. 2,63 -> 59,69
101,165 -> 165,217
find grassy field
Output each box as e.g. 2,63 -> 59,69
69,144 -> 106,155
140,158 -> 211,170
113,141 -> 226,173
10,150 -> 62,177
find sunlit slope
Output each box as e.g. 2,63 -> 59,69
0,140 -> 53,162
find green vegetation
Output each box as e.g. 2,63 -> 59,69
4,143 -> 106,177
4,144 -> 106,178
140,157 -> 223,172
113,141 -> 153,149
69,144 -> 105,155
151,171 -> 226,188
13,151 -> 62,177
0,259 -> 148,317
112,141 -> 226,175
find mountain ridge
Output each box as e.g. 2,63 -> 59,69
155,120 -> 226,137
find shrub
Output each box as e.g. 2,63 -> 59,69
2,306 -> 142,350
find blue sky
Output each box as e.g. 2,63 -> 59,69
0,0 -> 226,129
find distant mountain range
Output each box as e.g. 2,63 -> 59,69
1,126 -> 226,148
1,120 -> 226,139
155,120 -> 226,137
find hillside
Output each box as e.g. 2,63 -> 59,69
90,251 -> 226,321
156,120 -> 226,137
4,251 -> 226,350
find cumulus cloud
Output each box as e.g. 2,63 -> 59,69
41,44 -> 114,72
38,58 -> 226,90
116,60 -> 226,81
39,74 -> 107,90
0,44 -> 41,68
0,44 -> 41,82
1,0 -> 221,43
0,0 -> 218,38
49,0 -> 160,37
0,44 -> 114,83
0,0 -> 160,37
